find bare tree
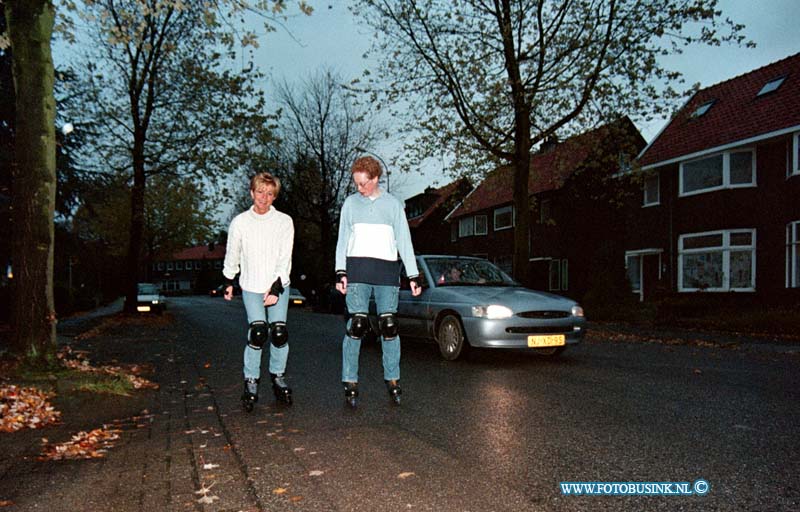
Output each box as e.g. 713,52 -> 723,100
61,0 -> 310,312
273,68 -> 379,282
352,0 -> 749,283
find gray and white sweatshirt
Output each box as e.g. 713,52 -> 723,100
335,190 -> 419,286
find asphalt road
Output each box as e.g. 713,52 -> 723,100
166,295 -> 800,511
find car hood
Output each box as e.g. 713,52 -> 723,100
435,286 -> 577,310
138,293 -> 161,301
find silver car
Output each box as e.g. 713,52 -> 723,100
397,255 -> 586,360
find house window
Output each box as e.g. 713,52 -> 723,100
690,99 -> 715,118
678,229 -> 755,292
788,221 -> 800,288
625,254 -> 641,293
474,215 -> 488,235
214,261 -> 222,269
679,150 -> 755,196
451,223 -> 457,242
494,206 -> 513,230
157,262 -> 164,271
538,199 -> 552,224
643,173 -> 660,206
757,76 -> 785,96
167,262 -> 174,270
792,133 -> 800,177
459,217 -> 474,237
195,261 -> 202,270
176,261 -> 183,270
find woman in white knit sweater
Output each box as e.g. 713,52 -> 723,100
222,172 -> 295,410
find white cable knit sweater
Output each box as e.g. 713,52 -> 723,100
223,205 -> 294,294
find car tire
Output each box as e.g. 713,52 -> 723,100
437,314 -> 466,361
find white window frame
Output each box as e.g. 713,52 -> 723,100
792,132 -> 800,177
474,214 -> 488,235
788,220 -> 800,288
494,205 -> 514,231
176,261 -> 183,270
459,217 -> 474,237
679,149 -> 756,197
678,229 -> 756,292
643,173 -> 660,207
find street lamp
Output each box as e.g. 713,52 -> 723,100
355,147 -> 390,193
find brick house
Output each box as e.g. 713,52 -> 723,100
406,178 -> 471,254
148,243 -> 226,294
626,52 -> 800,303
446,117 -> 645,300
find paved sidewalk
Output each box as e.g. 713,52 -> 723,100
0,308 -> 277,511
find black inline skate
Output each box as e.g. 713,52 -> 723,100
241,377 -> 259,412
270,373 -> 292,405
385,379 -> 402,405
343,381 -> 359,408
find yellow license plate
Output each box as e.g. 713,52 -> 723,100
137,306 -> 151,312
527,334 -> 565,347
292,300 -> 303,304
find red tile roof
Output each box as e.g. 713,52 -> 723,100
448,123 -> 614,219
171,244 -> 225,260
639,52 -> 800,167
408,178 -> 469,228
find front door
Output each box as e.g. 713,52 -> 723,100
641,253 -> 662,301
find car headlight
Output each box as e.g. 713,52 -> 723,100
472,305 -> 513,319
152,300 -> 159,304
571,305 -> 584,317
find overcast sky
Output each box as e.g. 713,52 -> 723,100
251,0 -> 797,200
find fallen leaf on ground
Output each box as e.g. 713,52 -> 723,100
197,495 -> 219,504
273,488 -> 288,495
38,427 -> 121,460
309,470 -> 324,476
203,463 -> 220,470
0,385 -> 61,433
398,472 -> 416,479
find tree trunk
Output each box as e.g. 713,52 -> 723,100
124,136 -> 146,313
6,0 -> 58,364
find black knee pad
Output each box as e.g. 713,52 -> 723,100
270,321 -> 288,348
248,320 -> 268,349
379,312 -> 399,339
347,313 -> 369,339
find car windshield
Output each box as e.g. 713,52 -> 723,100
427,258 -> 517,286
138,284 -> 159,294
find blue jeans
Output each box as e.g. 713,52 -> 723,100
242,288 -> 289,379
342,283 -> 401,382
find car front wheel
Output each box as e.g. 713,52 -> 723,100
437,314 -> 466,361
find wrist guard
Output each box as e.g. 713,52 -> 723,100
269,277 -> 284,297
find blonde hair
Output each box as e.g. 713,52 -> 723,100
250,172 -> 281,197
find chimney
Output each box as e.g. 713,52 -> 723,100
539,134 -> 559,154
